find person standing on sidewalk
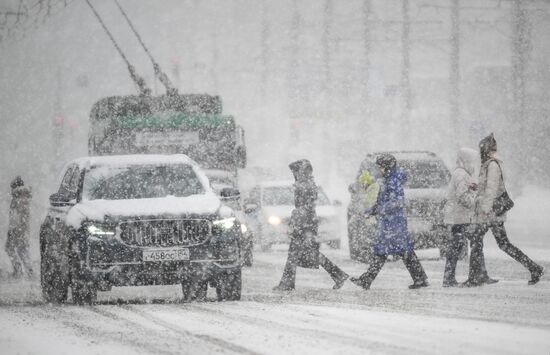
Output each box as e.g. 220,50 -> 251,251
273,159 -> 349,291
443,148 -> 497,287
351,154 -> 428,290
469,134 -> 544,286
5,176 -> 34,279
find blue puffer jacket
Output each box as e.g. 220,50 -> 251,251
372,168 -> 414,256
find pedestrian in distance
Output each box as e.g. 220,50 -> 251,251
5,176 -> 34,279
273,159 -> 349,291
466,133 -> 544,286
351,154 -> 429,290
443,148 -> 498,287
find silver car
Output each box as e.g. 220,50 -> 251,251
244,181 -> 342,251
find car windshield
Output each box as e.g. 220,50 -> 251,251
398,159 -> 450,189
262,186 -> 330,206
82,164 -> 205,200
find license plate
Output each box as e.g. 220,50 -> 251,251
142,248 -> 190,262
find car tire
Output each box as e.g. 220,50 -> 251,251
70,251 -> 97,305
243,247 -> 253,267
216,268 -> 242,301
40,241 -> 69,304
182,278 -> 208,302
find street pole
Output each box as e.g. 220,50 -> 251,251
260,0 -> 270,104
288,0 -> 301,143
450,0 -> 460,146
511,0 -> 530,176
401,0 -> 411,124
362,0 -> 372,118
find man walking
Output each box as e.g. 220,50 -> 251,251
273,159 -> 348,291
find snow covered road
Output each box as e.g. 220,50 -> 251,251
1,187 -> 549,354
1,249 -> 549,355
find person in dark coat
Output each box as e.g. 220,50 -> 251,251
5,176 -> 34,279
351,154 -> 428,290
464,134 -> 544,286
273,159 -> 349,291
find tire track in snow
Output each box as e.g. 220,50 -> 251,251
121,304 -> 261,355
6,305 -> 170,355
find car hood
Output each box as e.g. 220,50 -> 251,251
404,188 -> 447,201
66,193 -> 227,228
261,205 -> 338,219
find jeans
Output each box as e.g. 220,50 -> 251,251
476,222 -> 541,274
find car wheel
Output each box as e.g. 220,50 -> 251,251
40,241 -> 69,304
182,278 -> 208,302
216,268 -> 242,301
70,252 -> 97,305
243,246 -> 253,267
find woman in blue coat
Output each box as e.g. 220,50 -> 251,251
351,154 -> 429,290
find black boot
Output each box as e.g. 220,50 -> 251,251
529,267 -> 544,285
350,277 -> 370,290
408,280 -> 429,289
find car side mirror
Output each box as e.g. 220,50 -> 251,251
49,192 -> 76,207
244,203 -> 259,214
220,187 -> 240,201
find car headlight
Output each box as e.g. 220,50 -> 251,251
268,216 -> 281,225
86,224 -> 115,237
240,223 -> 248,234
213,217 -> 236,230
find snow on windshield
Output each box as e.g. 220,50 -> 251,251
82,164 -> 204,200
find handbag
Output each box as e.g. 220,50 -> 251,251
491,160 -> 514,216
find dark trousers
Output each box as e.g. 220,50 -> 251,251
5,233 -> 33,278
444,224 -> 489,283
476,222 -> 541,274
279,252 -> 348,289
357,251 -> 427,289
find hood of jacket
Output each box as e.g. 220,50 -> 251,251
455,147 -> 477,176
289,159 -> 313,183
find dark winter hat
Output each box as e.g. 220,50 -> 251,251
375,154 -> 397,171
479,133 -> 497,161
10,176 -> 24,189
289,159 -> 313,180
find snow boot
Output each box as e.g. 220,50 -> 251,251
528,267 -> 544,285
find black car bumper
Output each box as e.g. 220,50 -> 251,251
80,232 -> 240,287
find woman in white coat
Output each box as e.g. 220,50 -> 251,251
443,148 -> 496,287
471,134 -> 544,286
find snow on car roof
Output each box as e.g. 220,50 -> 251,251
258,180 -> 295,188
366,151 -> 441,161
71,154 -> 200,169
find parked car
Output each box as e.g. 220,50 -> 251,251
244,181 -> 342,251
40,154 -> 243,304
347,151 -> 451,262
204,169 -> 254,266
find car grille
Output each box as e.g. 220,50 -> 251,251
119,219 -> 211,247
